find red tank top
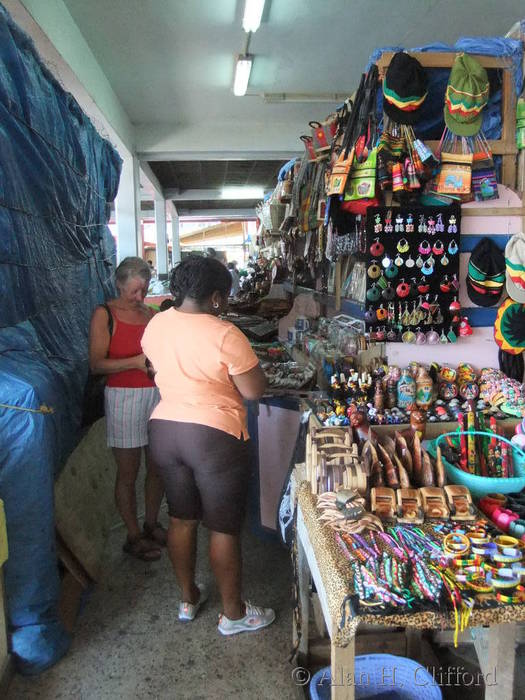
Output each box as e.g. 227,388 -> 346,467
106,310 -> 156,388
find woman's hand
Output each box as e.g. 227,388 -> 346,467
134,353 -> 148,373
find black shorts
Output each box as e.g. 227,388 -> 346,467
148,420 -> 252,535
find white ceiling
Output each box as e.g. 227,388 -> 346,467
61,0 -> 524,157
54,0 -> 524,214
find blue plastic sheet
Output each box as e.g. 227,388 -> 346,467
0,4 -> 121,674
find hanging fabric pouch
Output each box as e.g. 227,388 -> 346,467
300,135 -> 317,163
309,116 -> 337,154
327,146 -> 355,196
471,135 -> 498,201
344,148 -> 377,201
435,151 -> 473,195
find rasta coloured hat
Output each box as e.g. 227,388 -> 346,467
505,232 -> 525,303
466,238 -> 505,307
383,52 -> 428,125
494,298 -> 525,355
444,53 -> 489,137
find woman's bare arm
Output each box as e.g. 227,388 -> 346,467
231,364 -> 267,401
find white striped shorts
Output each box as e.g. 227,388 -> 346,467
105,386 -> 160,448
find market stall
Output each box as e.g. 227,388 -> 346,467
245,32 -> 525,700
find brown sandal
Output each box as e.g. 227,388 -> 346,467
123,534 -> 162,561
143,521 -> 168,547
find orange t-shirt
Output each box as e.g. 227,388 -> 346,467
141,308 -> 259,439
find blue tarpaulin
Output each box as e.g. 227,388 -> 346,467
0,3 -> 121,674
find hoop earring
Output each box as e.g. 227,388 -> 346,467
213,302 -> 220,309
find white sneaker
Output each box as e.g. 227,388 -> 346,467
178,583 -> 209,622
218,601 -> 276,636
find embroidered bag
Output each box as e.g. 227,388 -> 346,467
344,147 -> 377,201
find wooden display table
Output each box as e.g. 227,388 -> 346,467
293,482 -> 524,700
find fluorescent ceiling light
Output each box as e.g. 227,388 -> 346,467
221,186 -> 264,200
242,0 -> 265,33
233,55 -> 253,96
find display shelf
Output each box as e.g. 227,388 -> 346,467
283,281 -> 365,319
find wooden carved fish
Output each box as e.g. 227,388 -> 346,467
377,443 -> 400,489
412,432 -> 423,486
421,449 -> 435,487
395,431 -> 413,478
393,453 -> 411,489
435,446 -> 446,488
370,459 -> 384,488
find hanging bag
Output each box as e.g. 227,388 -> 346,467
435,132 -> 473,195
309,115 -> 337,154
82,303 -> 113,427
344,147 -> 377,201
471,133 -> 498,201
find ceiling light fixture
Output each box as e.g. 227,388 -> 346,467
262,92 -> 351,103
221,186 -> 264,200
242,0 -> 265,33
233,54 -> 253,96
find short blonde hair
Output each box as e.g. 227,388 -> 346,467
115,257 -> 151,290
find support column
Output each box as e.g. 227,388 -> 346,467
115,155 -> 141,262
154,197 -> 168,279
170,204 -> 181,267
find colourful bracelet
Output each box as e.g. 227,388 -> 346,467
444,533 -> 470,556
494,535 -> 519,550
491,569 -> 521,589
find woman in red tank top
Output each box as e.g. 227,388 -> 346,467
89,257 -> 166,561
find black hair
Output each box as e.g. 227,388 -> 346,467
169,255 -> 232,307
159,298 -> 175,312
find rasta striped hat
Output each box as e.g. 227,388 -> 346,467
466,238 -> 505,307
445,53 -> 489,137
505,232 -> 525,303
383,52 -> 428,125
494,298 -> 525,355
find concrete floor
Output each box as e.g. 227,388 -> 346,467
6,517 -> 525,700
7,520 -> 297,700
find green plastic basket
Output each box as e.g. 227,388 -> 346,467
427,431 -> 525,498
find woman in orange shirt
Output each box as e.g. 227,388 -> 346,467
142,256 -> 275,635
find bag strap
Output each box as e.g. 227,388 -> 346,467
100,303 -> 114,337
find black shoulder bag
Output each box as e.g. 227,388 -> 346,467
82,303 -> 113,427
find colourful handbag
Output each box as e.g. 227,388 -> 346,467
327,146 -> 355,196
309,115 -> 337,154
344,148 -> 377,201
435,151 -> 473,195
471,134 -> 498,201
300,135 -> 317,163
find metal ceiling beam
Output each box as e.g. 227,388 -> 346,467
177,208 -> 256,219
137,150 -> 300,162
139,160 -> 164,197
165,188 -> 269,201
